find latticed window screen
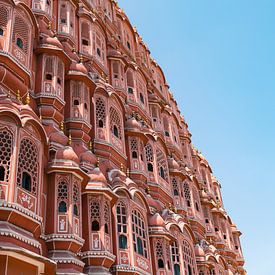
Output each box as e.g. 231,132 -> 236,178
57,180 -> 68,213
156,148 -> 168,181
156,240 -> 164,268
183,240 -> 196,275
104,201 -> 110,234
132,209 -> 148,258
130,138 -> 138,158
90,199 -> 100,231
171,241 -> 180,264
117,201 -> 127,249
145,143 -> 154,172
12,13 -> 30,54
95,97 -> 106,127
17,138 -> 38,195
0,6 -> 9,32
172,178 -> 179,196
110,106 -> 122,139
73,183 -> 80,216
0,128 -> 13,183
193,187 -> 200,212
184,182 -> 192,207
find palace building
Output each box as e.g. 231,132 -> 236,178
0,0 -> 245,274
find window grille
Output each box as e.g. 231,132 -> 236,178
132,209 -> 148,258
17,138 -> 38,195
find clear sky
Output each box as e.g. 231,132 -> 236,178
118,1 -> 275,274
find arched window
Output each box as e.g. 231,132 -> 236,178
0,166 -> 4,181
104,201 -> 110,234
119,235 -> 127,249
0,6 -> 8,39
117,202 -> 127,249
158,259 -> 164,269
22,172 -> 31,191
126,70 -> 135,96
156,148 -> 168,181
43,56 -> 64,97
33,0 -> 52,15
17,138 -> 38,195
92,27 -> 106,65
73,183 -> 80,216
0,128 -> 13,183
184,182 -> 192,207
12,14 -> 30,54
58,201 -> 67,213
155,240 -> 164,269
130,138 -> 138,159
59,1 -> 75,35
172,178 -> 179,196
110,107 -> 122,140
183,240 -> 196,275
163,116 -> 170,137
90,199 -> 100,231
81,21 -> 90,54
96,97 -> 106,128
92,220 -> 100,231
171,240 -> 181,274
16,37 -> 23,49
132,209 -> 148,258
145,143 -> 154,172
174,264 -> 180,275
57,180 -> 68,213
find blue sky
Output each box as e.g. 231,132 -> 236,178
118,1 -> 275,274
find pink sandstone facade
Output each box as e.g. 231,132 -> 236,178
0,0 -> 245,274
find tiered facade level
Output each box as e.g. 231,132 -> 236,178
0,0 -> 245,274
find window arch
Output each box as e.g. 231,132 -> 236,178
90,199 -> 100,231
43,56 -> 64,98
96,97 -> 106,128
0,128 -> 13,184
155,240 -> 164,269
145,143 -> 154,172
171,241 -> 181,274
33,0 -> 52,15
130,138 -> 139,159
183,240 -> 196,275
110,106 -> 122,139
172,178 -> 179,196
57,180 -> 68,213
184,182 -> 192,207
81,21 -> 91,54
104,201 -> 110,234
73,183 -> 80,216
117,202 -> 128,249
126,70 -> 135,95
12,14 -> 30,54
0,6 -> 9,44
156,148 -> 168,181
59,1 -> 75,36
17,138 -> 39,195
92,26 -> 106,65
132,209 -> 148,258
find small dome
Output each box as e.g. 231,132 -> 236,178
146,195 -> 162,211
168,158 -> 180,170
49,131 -> 68,146
70,61 -> 88,74
88,167 -> 107,184
195,244 -> 205,257
80,150 -> 97,166
44,36 -> 63,49
149,213 -> 165,227
56,146 -> 79,163
125,117 -> 141,130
